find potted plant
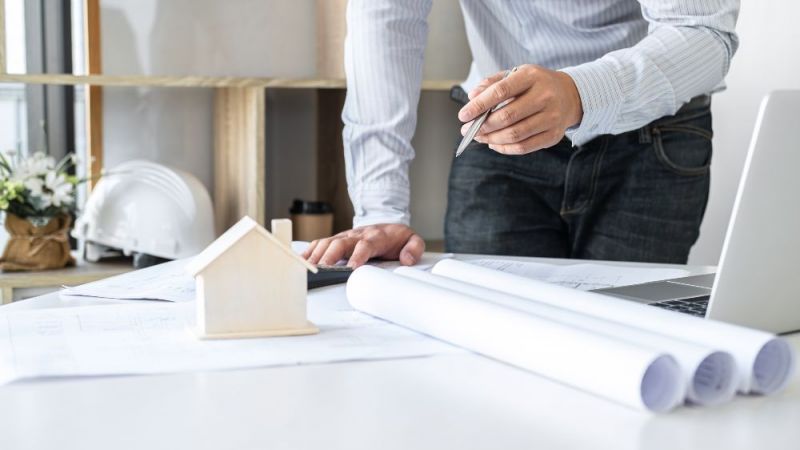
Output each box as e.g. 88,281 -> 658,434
0,151 -> 83,271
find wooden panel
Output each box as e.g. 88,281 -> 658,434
0,73 -> 459,91
316,89 -> 353,233
85,86 -> 102,185
0,0 -> 5,74
316,0 -> 347,79
84,0 -> 102,82
84,0 -> 103,189
214,86 -> 266,233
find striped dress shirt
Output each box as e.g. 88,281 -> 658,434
343,0 -> 740,228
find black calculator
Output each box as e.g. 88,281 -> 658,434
308,265 -> 354,289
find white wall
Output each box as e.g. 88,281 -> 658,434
102,0 -> 317,77
99,0 -> 469,239
100,0 -> 318,192
689,0 -> 800,264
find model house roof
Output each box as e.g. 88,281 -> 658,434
186,216 -> 318,276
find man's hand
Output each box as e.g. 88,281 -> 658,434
458,64 -> 583,155
302,224 -> 425,269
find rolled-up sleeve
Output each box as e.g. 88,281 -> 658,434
561,0 -> 739,146
342,0 -> 432,227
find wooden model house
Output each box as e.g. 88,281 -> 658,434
187,216 -> 319,339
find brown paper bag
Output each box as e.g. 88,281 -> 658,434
0,214 -> 76,272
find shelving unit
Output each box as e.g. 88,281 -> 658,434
0,1 -> 458,234
0,73 -> 456,90
0,72 -> 457,233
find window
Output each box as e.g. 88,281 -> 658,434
1,0 -> 28,154
1,0 -> 77,248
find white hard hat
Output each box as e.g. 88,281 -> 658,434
73,160 -> 215,261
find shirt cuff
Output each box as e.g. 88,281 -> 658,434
560,59 -> 625,146
350,186 -> 411,229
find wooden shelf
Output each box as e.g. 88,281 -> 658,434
0,73 -> 459,91
0,256 -> 132,304
1,71 -> 461,231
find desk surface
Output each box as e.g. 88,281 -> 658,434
0,255 -> 797,450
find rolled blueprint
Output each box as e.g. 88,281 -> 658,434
432,259 -> 795,395
347,266 -> 685,413
394,267 -> 738,406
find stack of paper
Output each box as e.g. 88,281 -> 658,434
58,255 -> 688,303
0,292 -> 461,386
59,259 -> 195,302
346,261 -> 795,413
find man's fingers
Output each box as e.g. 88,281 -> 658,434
462,94 -> 547,139
458,69 -> 532,122
302,240 -> 319,259
306,224 -> 421,268
319,238 -> 356,266
399,234 -> 425,266
307,238 -> 332,265
460,120 -> 475,136
476,110 -> 551,145
467,86 -> 487,101
468,71 -> 506,100
347,239 -> 377,268
478,91 -> 550,135
488,128 -> 563,155
468,84 -> 489,101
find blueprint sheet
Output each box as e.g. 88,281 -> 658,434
0,289 -> 461,385
467,259 -> 690,291
59,259 -> 195,302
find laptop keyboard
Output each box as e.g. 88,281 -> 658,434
649,296 -> 710,317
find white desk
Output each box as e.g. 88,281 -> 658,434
0,255 -> 797,450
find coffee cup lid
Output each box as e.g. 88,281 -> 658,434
290,199 -> 334,215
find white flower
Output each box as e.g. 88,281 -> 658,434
43,172 -> 74,208
21,171 -> 73,210
24,177 -> 44,196
5,153 -> 75,213
12,152 -> 56,183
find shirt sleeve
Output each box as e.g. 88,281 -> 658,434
342,0 -> 432,228
560,0 -> 740,146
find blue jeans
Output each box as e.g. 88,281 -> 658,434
444,99 -> 713,264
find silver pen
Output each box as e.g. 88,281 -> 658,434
456,66 -> 519,157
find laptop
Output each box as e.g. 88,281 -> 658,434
594,91 -> 800,334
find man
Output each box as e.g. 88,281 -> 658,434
304,0 -> 739,268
